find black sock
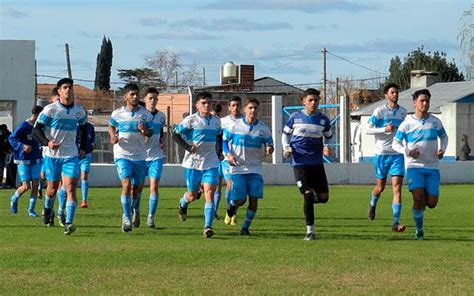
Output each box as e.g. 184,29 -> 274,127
304,192 -> 315,226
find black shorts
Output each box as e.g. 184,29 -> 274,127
293,165 -> 329,194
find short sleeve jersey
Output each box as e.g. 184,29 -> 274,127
368,104 -> 407,155
36,101 -> 87,158
394,114 -> 447,169
283,110 -> 332,166
146,110 -> 166,161
109,106 -> 153,161
175,113 -> 221,170
223,118 -> 273,175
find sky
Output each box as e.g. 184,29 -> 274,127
0,0 -> 472,90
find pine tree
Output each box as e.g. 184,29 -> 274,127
94,36 -> 113,91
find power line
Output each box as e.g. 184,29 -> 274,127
327,51 -> 387,76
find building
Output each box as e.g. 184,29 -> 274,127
352,72 -> 474,162
0,40 -> 35,129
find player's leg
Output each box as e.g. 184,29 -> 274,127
27,163 -> 41,217
43,157 -> 62,226
56,182 -> 67,226
147,159 -> 163,228
388,154 -> 406,232
240,174 -> 263,235
114,158 -> 134,232
407,168 -> 426,240
202,167 -> 219,237
424,169 -> 440,209
314,165 -> 329,204
130,160 -> 147,228
368,155 -> 388,220
61,156 -> 80,235
10,164 -> 31,214
79,154 -> 92,208
178,169 -> 202,221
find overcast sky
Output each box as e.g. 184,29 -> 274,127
0,0 -> 471,89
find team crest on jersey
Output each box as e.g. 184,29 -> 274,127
432,122 -> 438,128
294,118 -> 303,123
76,112 -> 82,119
141,114 -> 147,121
320,119 -> 325,125
300,128 -> 307,133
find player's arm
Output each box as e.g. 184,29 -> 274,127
282,116 -> 294,158
172,127 -> 194,153
222,128 -> 237,165
8,124 -> 27,152
323,119 -> 334,156
264,131 -> 274,155
437,123 -> 448,159
108,115 -> 119,144
77,124 -> 88,158
216,133 -> 224,160
392,127 -> 414,157
366,112 -> 392,135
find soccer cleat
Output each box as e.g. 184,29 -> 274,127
122,220 -> 132,233
43,208 -> 51,225
147,216 -> 155,228
392,223 -> 407,233
203,227 -> 214,238
240,228 -> 250,236
414,229 -> 424,240
230,215 -> 238,226
132,210 -> 140,228
214,213 -> 220,220
304,232 -> 315,241
224,212 -> 231,225
64,223 -> 76,236
28,211 -> 38,217
10,202 -> 18,214
57,213 -> 66,227
80,200 -> 88,209
178,204 -> 187,221
48,211 -> 55,227
368,205 -> 376,220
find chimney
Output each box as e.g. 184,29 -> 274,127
239,65 -> 254,90
410,70 -> 441,88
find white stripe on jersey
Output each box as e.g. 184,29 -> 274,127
368,104 -> 407,155
146,110 -> 166,161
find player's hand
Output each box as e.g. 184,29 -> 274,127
385,123 -> 394,133
23,145 -> 32,153
266,146 -> 274,155
190,145 -> 198,154
227,153 -> 237,166
79,149 -> 86,159
217,153 -> 225,161
437,149 -> 444,159
323,146 -> 332,157
409,148 -> 420,159
283,147 -> 292,158
110,134 -> 119,144
137,122 -> 146,134
48,140 -> 59,150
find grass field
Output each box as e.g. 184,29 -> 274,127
0,185 -> 473,295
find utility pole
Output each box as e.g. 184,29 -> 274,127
202,67 -> 206,86
175,71 -> 178,88
65,43 -> 72,79
322,47 -> 327,104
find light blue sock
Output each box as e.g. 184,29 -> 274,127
65,200 -> 77,224
149,193 -> 159,217
204,202 -> 215,228
57,186 -> 67,214
28,196 -> 36,213
10,190 -> 21,204
214,190 -> 221,211
412,208 -> 424,232
121,195 -> 132,221
132,193 -> 142,212
44,196 -> 54,209
180,193 -> 189,208
369,192 -> 379,207
224,190 -> 230,206
392,203 -> 401,225
242,209 -> 256,230
81,180 -> 88,201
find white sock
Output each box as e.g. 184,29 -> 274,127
306,225 -> 314,234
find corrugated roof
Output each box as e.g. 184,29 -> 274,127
352,81 -> 474,116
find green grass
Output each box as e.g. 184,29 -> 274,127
0,185 -> 473,295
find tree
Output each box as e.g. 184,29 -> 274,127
387,47 -> 464,90
94,36 -> 113,91
458,5 -> 473,79
145,50 -> 180,87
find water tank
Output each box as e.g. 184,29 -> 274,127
222,61 -> 238,79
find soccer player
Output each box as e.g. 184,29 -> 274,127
211,102 -> 224,219
33,78 -> 88,235
173,91 -> 222,238
8,106 -> 44,217
135,87 -> 166,228
282,88 -> 333,241
392,89 -> 448,240
221,96 -> 243,225
366,83 -> 408,232
78,121 -> 94,208
223,98 -> 273,235
108,83 -> 153,233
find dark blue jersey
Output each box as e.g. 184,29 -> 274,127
8,119 -> 42,164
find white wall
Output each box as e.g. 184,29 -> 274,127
0,40 -> 36,129
87,162 -> 474,187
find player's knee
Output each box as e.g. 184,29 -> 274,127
318,193 -> 329,203
426,198 -> 438,209
303,191 -> 314,203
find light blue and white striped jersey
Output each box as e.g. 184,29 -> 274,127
145,110 -> 166,161
221,114 -> 243,132
393,114 -> 448,169
223,118 -> 273,175
36,101 -> 87,158
109,106 -> 153,161
367,104 -> 407,155
175,112 -> 221,170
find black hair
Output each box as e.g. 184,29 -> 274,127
195,91 -> 212,102
145,87 -> 159,95
212,103 -> 222,113
228,95 -> 241,104
302,88 -> 320,99
412,89 -> 431,100
245,98 -> 260,106
32,105 -> 43,115
384,83 -> 399,94
57,78 -> 74,88
123,83 -> 140,94
51,87 -> 59,96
